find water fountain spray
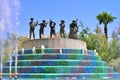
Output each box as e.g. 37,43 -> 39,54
41,45 -> 45,54
14,39 -> 18,80
0,40 -> 4,80
22,48 -> 24,54
7,39 -> 14,80
0,47 -> 4,80
32,47 -> 36,54
8,50 -> 12,80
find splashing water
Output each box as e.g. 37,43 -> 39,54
0,0 -> 21,38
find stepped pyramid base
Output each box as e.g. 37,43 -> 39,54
2,39 -> 120,79
2,73 -> 120,79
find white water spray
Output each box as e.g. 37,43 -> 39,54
0,0 -> 21,38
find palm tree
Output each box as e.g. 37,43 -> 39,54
96,12 -> 116,39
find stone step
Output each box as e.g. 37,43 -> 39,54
3,66 -> 114,73
18,48 -> 95,55
4,60 -> 107,66
2,73 -> 120,79
15,54 -> 101,60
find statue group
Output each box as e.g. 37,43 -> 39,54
29,18 -> 78,39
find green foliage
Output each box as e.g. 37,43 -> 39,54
96,12 -> 116,25
77,23 -> 91,41
18,36 -> 29,50
84,34 -> 109,62
118,27 -> 120,34
109,58 -> 120,72
78,24 -> 120,62
96,12 -> 116,38
108,39 -> 120,59
95,25 -> 102,34
112,27 -> 120,41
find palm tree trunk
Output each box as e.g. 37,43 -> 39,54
104,24 -> 108,39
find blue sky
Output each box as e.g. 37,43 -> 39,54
0,0 -> 120,39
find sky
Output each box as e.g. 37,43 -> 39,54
0,0 -> 120,39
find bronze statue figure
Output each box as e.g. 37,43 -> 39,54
59,20 -> 65,38
28,18 -> 79,39
38,20 -> 47,39
69,19 -> 78,39
29,18 -> 38,39
49,19 -> 56,38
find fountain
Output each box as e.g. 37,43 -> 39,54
22,48 -> 24,54
8,51 -> 12,80
1,38 -> 120,79
5,35 -> 19,80
14,44 -> 18,80
0,45 -> 3,80
32,47 -> 36,54
41,45 -> 45,54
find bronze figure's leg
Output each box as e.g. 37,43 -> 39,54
39,30 -> 41,39
29,29 -> 31,39
33,31 -> 35,39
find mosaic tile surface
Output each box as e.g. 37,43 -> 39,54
3,48 -> 120,79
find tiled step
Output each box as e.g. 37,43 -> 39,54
18,48 -> 95,55
4,60 -> 107,66
2,73 -> 120,79
3,47 -> 119,79
15,54 -> 101,60
3,66 -> 114,73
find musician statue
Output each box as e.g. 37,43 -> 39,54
38,20 -> 47,39
29,18 -> 38,39
69,19 -> 78,39
59,20 -> 65,38
49,19 -> 56,38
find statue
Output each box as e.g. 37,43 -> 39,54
69,19 -> 78,39
49,19 -> 56,38
38,20 -> 47,39
29,18 -> 38,39
59,20 -> 65,38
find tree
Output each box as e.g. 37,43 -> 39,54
78,24 -> 109,62
96,12 -> 116,39
2,32 -> 29,61
17,36 -> 29,50
95,25 -> 102,35
109,58 -> 120,72
111,31 -> 118,40
117,27 -> 120,41
78,21 -> 92,41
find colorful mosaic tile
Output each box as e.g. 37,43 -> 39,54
2,48 -> 120,79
